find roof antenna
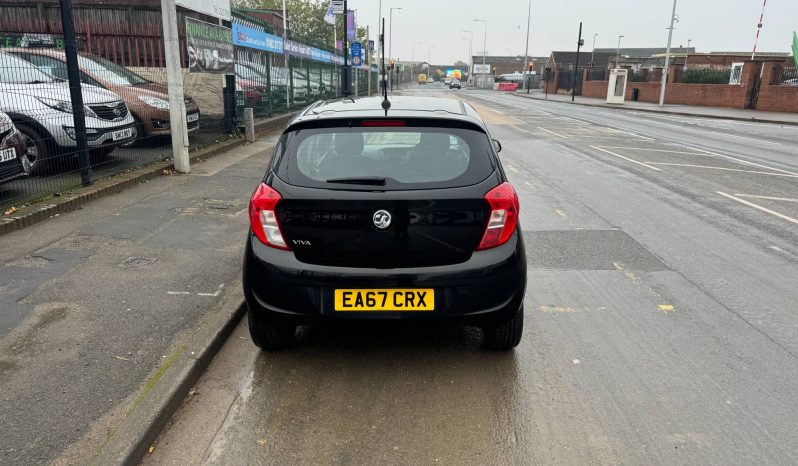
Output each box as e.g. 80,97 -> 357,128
380,17 -> 391,115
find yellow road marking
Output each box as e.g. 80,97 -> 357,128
646,163 -> 798,178
524,180 -> 538,192
733,194 -> 798,203
716,191 -> 798,225
507,165 -> 519,173
537,127 -> 568,139
613,261 -> 640,282
555,208 -> 567,218
591,146 -> 662,171
658,304 -> 675,313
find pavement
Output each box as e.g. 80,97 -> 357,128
0,133 -> 279,465
514,90 -> 798,125
142,85 -> 798,465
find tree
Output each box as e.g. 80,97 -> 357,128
233,0 -> 368,51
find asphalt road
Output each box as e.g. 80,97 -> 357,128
148,86 -> 794,464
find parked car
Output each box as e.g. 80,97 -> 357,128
782,78 -> 798,86
449,78 -> 462,89
0,112 -> 30,184
243,96 -> 526,350
0,52 -> 135,174
235,62 -> 273,108
6,48 -> 200,146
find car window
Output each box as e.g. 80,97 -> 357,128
9,53 -> 104,87
0,52 -> 57,84
277,124 -> 495,190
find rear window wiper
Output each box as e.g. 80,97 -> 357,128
325,176 -> 386,186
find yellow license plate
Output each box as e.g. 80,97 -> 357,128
334,289 -> 435,312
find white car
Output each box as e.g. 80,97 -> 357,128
0,52 -> 135,174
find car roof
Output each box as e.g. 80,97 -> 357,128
293,96 -> 485,127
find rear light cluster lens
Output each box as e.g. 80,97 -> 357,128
249,183 -> 290,250
477,182 -> 520,251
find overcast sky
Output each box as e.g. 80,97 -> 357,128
345,0 -> 796,65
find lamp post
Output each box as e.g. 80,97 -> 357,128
411,40 -> 421,81
462,30 -> 474,84
522,0 -> 531,92
615,35 -> 624,68
389,7 -> 402,91
428,45 -> 436,81
591,33 -> 598,66
474,19 -> 487,66
659,0 -> 678,107
683,38 -> 692,70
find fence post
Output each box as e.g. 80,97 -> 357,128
59,0 -> 92,185
244,108 -> 255,142
160,0 -> 190,173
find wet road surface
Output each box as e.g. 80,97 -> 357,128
143,85 -> 798,465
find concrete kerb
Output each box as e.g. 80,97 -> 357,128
0,112 -> 296,238
511,93 -> 798,127
90,283 -> 248,466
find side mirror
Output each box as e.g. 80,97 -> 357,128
492,139 -> 502,153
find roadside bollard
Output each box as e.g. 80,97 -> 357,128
244,108 -> 255,143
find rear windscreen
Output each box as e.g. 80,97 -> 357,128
275,125 -> 496,190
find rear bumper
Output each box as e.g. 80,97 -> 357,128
243,231 -> 526,326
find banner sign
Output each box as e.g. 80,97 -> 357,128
792,32 -> 798,67
232,23 -> 283,54
473,63 -> 491,74
350,42 -> 362,66
346,10 -> 356,41
368,40 -> 375,51
177,0 -> 231,21
186,18 -> 234,75
446,69 -> 462,79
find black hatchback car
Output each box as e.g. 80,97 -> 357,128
243,96 -> 526,350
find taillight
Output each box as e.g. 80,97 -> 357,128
476,182 -> 519,251
361,120 -> 407,127
248,183 -> 290,250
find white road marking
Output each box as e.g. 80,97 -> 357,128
596,147 -> 714,156
734,194 -> 798,203
167,291 -> 191,295
590,146 -> 662,171
716,191 -> 798,225
537,127 -> 568,139
714,132 -> 781,146
605,128 -> 655,141
169,284 -> 225,297
646,162 -> 798,178
684,146 -> 798,176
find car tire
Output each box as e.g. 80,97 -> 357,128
482,306 -> 524,350
15,123 -> 53,176
248,310 -> 296,351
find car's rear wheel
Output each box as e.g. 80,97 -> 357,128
248,310 -> 296,351
15,123 -> 53,176
482,306 -> 524,350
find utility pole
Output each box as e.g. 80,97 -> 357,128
367,25 -> 372,96
411,41 -> 421,82
428,45 -> 436,80
282,0 -> 291,109
160,0 -> 189,173
343,0 -> 350,96
683,38 -> 692,70
591,33 -> 598,66
659,0 -> 678,106
522,0 -> 531,92
389,7 -> 402,92
615,35 -> 624,68
377,0 -> 383,92
462,30 -> 473,84
572,21 -> 583,102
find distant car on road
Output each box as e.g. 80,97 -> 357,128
0,112 -> 30,184
0,52 -> 135,174
6,48 -> 200,147
426,77 -> 434,84
243,96 -> 526,351
444,77 -> 452,86
449,78 -> 462,89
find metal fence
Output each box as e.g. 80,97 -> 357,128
585,67 -> 607,81
771,64 -> 798,85
674,66 -> 732,84
0,5 -> 373,211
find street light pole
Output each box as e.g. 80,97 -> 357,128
591,33 -> 598,66
411,41 -> 421,81
522,0 -> 531,92
683,38 -> 692,70
615,35 -> 624,68
428,45 -> 436,80
659,0 -> 678,107
474,19 -> 487,88
462,30 -> 473,84
572,21 -> 583,102
389,7 -> 402,92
